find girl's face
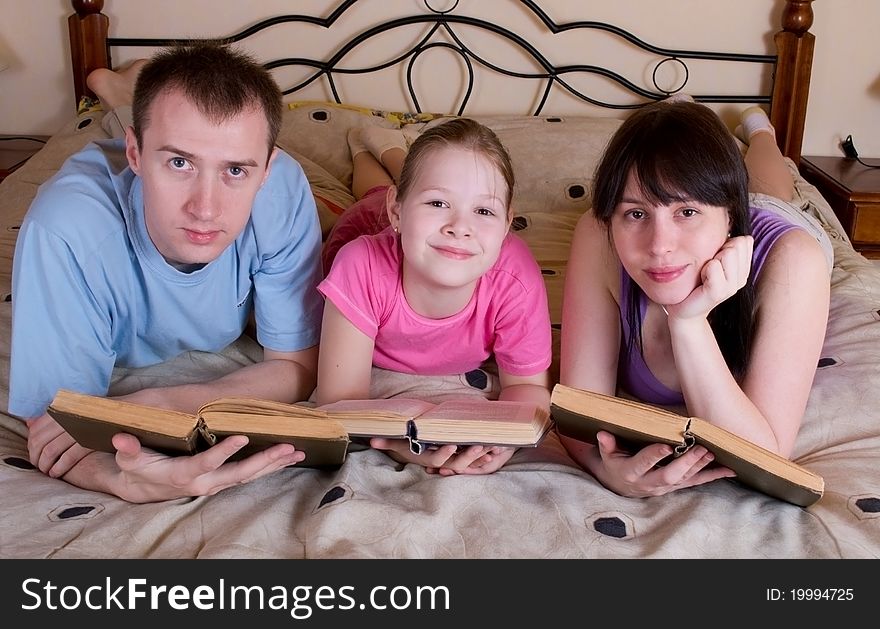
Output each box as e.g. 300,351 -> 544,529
610,171 -> 730,305
386,146 -> 511,314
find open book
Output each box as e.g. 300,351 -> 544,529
319,397 -> 552,453
47,390 -> 552,466
46,390 -> 350,467
550,384 -> 824,507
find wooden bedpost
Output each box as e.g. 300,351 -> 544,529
69,0 -> 109,106
771,0 -> 815,165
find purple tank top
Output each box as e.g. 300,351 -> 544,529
617,207 -> 800,405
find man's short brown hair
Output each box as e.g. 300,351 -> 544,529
132,41 -> 282,161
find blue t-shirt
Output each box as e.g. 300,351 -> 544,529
8,139 -> 324,418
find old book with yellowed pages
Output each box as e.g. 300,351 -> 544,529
550,383 -> 824,507
47,390 -> 350,467
47,390 -> 552,464
319,397 -> 552,453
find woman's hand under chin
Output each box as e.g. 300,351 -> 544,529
665,235 -> 754,321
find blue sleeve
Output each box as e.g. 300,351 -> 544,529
251,153 -> 324,352
8,220 -> 116,418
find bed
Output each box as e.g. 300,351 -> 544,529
1,0 -> 878,559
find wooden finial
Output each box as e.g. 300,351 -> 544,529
72,0 -> 105,18
781,0 -> 814,36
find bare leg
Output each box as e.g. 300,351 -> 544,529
351,152 -> 395,200
733,106 -> 794,202
377,147 -> 406,183
86,59 -> 148,110
349,127 -> 411,199
349,127 -> 395,200
745,131 -> 794,202
361,127 -> 415,182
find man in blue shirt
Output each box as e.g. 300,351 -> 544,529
9,43 -> 323,502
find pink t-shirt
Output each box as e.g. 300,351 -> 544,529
318,229 -> 552,376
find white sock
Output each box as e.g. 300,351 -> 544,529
361,127 -> 410,160
739,106 -> 775,142
661,93 -> 695,104
347,128 -> 370,158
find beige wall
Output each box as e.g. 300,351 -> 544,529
0,0 -> 877,157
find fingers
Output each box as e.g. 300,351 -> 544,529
112,432 -> 145,458
708,235 -> 753,292
196,441 -> 304,494
369,438 -> 511,475
416,445 -> 459,469
594,430 -> 617,456
670,235 -> 755,320
200,437 -> 301,475
454,447 -> 517,475
433,445 -> 489,475
27,416 -> 92,478
436,446 -> 516,476
642,446 -> 734,495
465,446 -> 502,469
27,414 -> 68,470
370,439 -> 511,476
596,431 -> 674,470
109,435 -> 303,502
595,436 -> 735,498
33,431 -> 77,474
189,435 -> 252,476
598,433 -> 677,485
46,443 -> 93,478
370,438 -> 459,468
112,432 -> 170,474
651,446 -> 714,486
691,465 -> 736,485
369,437 -> 401,452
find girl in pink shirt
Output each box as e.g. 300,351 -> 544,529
316,118 -> 552,475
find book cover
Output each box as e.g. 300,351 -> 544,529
550,383 -> 824,507
47,391 -> 350,468
410,399 -> 553,447
47,390 -> 552,464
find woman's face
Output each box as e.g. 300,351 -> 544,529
610,171 -> 731,306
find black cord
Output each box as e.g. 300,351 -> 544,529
855,156 -> 880,169
842,135 -> 880,169
0,136 -> 48,144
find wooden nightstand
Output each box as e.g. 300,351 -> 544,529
800,155 -> 880,259
0,136 -> 49,184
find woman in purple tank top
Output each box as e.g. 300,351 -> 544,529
559,100 -> 830,498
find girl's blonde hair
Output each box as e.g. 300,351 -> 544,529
396,118 -> 515,216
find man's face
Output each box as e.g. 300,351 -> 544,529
125,88 -> 276,266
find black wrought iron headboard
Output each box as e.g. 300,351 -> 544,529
68,0 -> 816,162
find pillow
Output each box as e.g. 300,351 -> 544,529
0,105 -> 112,229
277,101 -> 450,234
278,102 -> 623,218
284,148 -> 356,239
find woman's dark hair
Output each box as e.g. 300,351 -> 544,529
591,101 -> 755,378
132,42 -> 282,162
